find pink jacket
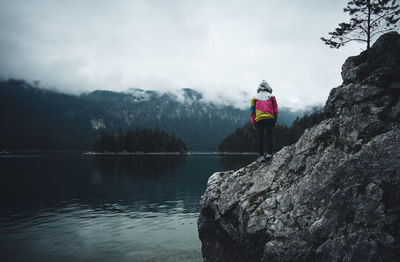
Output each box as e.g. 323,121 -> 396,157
250,95 -> 278,124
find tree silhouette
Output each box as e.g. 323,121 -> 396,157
217,110 -> 324,153
92,127 -> 187,153
321,0 -> 400,50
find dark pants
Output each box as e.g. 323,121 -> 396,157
256,119 -> 274,156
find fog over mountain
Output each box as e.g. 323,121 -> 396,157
0,0 -> 362,110
0,80 -> 306,152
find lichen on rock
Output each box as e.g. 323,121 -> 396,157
198,32 -> 400,262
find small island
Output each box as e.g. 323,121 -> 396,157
91,127 -> 188,154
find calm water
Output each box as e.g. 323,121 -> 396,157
0,153 -> 254,262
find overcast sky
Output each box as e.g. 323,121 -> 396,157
0,0 -> 368,109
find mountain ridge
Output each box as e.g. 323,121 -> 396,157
0,80 -> 305,151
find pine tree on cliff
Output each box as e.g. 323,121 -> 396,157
321,0 -> 400,50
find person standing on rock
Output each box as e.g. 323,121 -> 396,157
250,80 -> 278,162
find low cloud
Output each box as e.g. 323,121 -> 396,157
0,0 -> 364,109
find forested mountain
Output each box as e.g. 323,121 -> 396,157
0,80 -> 96,150
217,110 -> 324,153
0,79 -> 306,151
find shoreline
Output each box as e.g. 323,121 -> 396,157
85,151 -> 258,156
1,150 -> 258,156
84,151 -> 187,155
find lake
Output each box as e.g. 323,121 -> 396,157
0,152 -> 255,262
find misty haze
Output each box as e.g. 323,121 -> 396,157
1,0 -> 399,261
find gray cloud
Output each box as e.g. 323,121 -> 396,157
0,0 -> 365,109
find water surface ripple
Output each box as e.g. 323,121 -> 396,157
0,153 -> 254,261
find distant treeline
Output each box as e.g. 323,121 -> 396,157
92,128 -> 187,153
217,110 -> 324,153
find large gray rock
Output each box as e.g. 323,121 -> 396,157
341,32 -> 400,86
198,32 -> 400,262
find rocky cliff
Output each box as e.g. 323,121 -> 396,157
198,32 -> 400,262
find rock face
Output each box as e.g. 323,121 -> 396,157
198,32 -> 400,262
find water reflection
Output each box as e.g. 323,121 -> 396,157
0,200 -> 202,262
91,155 -> 187,179
217,154 -> 255,171
0,152 -> 255,262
